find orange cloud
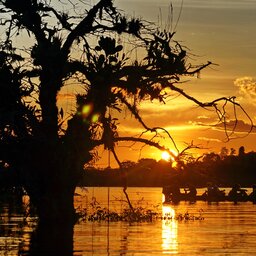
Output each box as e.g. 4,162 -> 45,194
198,137 -> 222,143
234,76 -> 256,105
214,120 -> 256,134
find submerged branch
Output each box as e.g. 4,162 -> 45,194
111,148 -> 134,213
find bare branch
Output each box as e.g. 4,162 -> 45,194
114,136 -> 177,159
117,91 -> 179,152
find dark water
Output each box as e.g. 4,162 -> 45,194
1,187 -> 256,255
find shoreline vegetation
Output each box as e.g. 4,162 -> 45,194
1,147 -> 256,191
80,147 -> 256,188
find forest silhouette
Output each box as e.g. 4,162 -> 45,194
81,146 -> 256,188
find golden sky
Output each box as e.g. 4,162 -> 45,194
89,0 -> 256,167
54,0 -> 256,167
1,1 -> 255,168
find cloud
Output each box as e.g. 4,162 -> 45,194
198,137 -> 222,143
138,99 -> 218,128
214,119 -> 256,133
188,117 -> 256,135
234,76 -> 256,105
197,115 -> 211,120
139,97 -> 191,112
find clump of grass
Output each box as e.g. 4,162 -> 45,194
77,202 -> 204,223
77,205 -> 159,222
161,210 -> 204,221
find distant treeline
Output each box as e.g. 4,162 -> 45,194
80,146 -> 256,187
1,146 -> 256,189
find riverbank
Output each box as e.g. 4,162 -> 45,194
80,168 -> 255,188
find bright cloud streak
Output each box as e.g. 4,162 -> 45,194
234,76 -> 256,105
198,137 -> 222,143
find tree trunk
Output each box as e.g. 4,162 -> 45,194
29,216 -> 74,256
24,158 -> 78,255
20,139 -> 80,224
25,162 -> 79,225
35,182 -> 77,225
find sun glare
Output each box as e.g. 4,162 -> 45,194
160,150 -> 179,168
161,151 -> 171,161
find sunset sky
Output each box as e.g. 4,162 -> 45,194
91,0 -> 256,167
1,2 -> 256,161
52,0 -> 256,167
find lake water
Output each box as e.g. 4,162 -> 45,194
1,187 -> 256,255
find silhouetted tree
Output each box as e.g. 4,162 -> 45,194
220,147 -> 229,160
121,160 -> 137,170
0,0 -> 247,227
230,148 -> 236,156
239,146 -> 245,157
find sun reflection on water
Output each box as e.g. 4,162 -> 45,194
162,205 -> 178,254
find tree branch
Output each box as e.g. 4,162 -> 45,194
62,0 -> 114,56
114,136 -> 177,159
116,91 -> 179,152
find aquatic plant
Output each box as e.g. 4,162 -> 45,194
76,202 -> 204,223
161,210 -> 204,221
77,204 -> 158,222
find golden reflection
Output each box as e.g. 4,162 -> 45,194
162,205 -> 178,254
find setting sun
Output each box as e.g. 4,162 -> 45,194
161,151 -> 171,161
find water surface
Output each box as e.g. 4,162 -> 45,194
1,187 -> 256,255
